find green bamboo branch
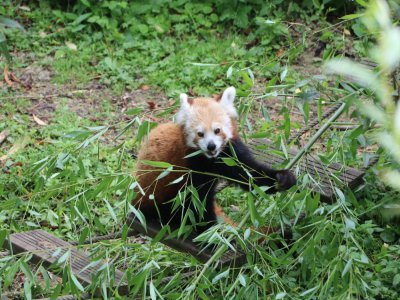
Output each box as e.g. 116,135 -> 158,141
285,102 -> 347,169
189,93 -> 356,296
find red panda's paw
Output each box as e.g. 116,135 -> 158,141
275,170 -> 296,191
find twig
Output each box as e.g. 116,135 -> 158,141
284,21 -> 306,26
0,90 -> 89,101
0,250 -> 10,257
330,125 -> 358,131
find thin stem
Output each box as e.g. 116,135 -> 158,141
285,90 -> 360,169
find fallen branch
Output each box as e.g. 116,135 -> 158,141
0,129 -> 9,145
0,135 -> 30,164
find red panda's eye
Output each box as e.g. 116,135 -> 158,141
214,128 -> 220,134
197,132 -> 204,138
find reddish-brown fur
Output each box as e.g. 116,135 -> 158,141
132,97 -> 236,224
133,123 -> 189,210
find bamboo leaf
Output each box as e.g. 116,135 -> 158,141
222,157 -> 237,166
141,160 -> 172,169
342,258 -> 353,277
276,292 -> 286,299
129,204 -> 147,230
212,270 -> 229,284
340,13 -> 364,20
24,281 -> 32,300
247,193 -> 261,226
70,271 -> 85,292
152,224 -> 170,244
156,166 -> 173,180
167,175 -> 185,185
103,198 -> 117,222
57,250 -> 70,264
227,66 -> 233,78
149,281 -> 157,300
280,66 -> 288,82
239,274 -> 246,287
300,286 -> 319,296
184,150 -> 203,158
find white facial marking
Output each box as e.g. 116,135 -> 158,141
199,132 -> 222,158
185,123 -> 198,148
186,115 -> 234,158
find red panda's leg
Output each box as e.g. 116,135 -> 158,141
214,204 -> 275,233
214,203 -> 284,244
214,203 -> 238,226
218,138 -> 296,193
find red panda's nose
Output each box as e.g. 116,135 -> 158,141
207,142 -> 216,151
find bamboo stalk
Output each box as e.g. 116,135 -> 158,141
189,95 -> 354,296
285,102 -> 347,170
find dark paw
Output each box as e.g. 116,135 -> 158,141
276,170 -> 296,191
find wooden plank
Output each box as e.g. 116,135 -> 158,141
127,216 -> 247,268
251,148 -> 363,192
248,139 -> 366,201
249,140 -> 363,181
288,103 -> 342,143
252,147 -> 362,186
6,230 -> 128,296
5,231 -> 215,299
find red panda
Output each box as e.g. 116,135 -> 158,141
132,87 -> 296,231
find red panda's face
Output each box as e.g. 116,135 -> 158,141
192,118 -> 231,158
176,87 -> 238,158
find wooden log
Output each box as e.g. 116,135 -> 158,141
6,230 -> 128,296
248,139 -> 366,201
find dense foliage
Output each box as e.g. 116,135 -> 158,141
0,0 -> 399,299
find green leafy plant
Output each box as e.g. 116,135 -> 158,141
0,15 -> 24,61
326,0 -> 400,218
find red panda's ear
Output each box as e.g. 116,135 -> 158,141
219,87 -> 237,118
180,93 -> 193,108
220,87 -> 236,106
176,93 -> 192,124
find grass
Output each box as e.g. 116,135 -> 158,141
1,1 -> 400,299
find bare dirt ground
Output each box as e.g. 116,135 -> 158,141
2,64 -> 169,122
1,46 -> 366,162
